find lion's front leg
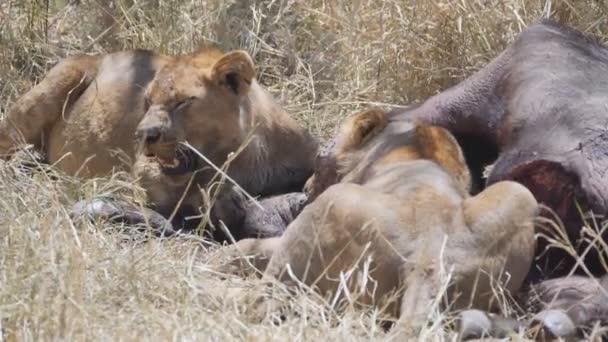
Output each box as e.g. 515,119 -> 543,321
0,55 -> 99,157
394,270 -> 441,338
218,237 -> 283,275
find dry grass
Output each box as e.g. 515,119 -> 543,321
1,0 -> 608,340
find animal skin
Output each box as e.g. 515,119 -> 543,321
224,108 -> 538,336
0,47 -> 318,239
71,192 -> 307,239
458,275 -> 608,339
392,19 -> 608,279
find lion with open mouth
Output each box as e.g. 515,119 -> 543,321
0,47 -> 318,239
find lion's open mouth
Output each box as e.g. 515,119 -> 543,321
146,148 -> 198,175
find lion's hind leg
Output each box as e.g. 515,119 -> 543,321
0,55 -> 99,157
458,181 -> 538,308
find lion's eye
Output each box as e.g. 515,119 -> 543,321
172,97 -> 196,113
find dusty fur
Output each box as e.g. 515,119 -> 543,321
223,109 -> 539,335
0,47 -> 318,236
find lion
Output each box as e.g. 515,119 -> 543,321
224,108 -> 539,334
0,47 -> 318,239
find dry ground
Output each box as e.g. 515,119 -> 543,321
1,0 -> 608,340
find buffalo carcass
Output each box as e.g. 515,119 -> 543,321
394,19 -> 608,280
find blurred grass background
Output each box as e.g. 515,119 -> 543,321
3,0 -> 608,139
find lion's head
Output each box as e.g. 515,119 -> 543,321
132,48 -> 259,212
305,108 -> 472,201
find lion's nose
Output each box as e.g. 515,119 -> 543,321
136,126 -> 162,145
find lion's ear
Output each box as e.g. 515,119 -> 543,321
415,124 -> 471,193
336,109 -> 388,152
211,50 -> 256,95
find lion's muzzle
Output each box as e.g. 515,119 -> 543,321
135,106 -> 171,145
135,106 -> 197,175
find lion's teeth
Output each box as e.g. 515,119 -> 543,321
157,157 -> 180,168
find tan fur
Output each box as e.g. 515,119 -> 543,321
335,108 -> 388,153
226,109 -> 538,334
1,48 -> 317,218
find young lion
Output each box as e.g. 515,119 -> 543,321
228,109 -> 538,334
0,48 -> 317,239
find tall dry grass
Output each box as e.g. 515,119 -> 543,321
1,0 -> 608,340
